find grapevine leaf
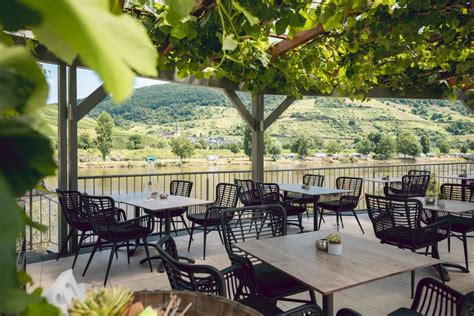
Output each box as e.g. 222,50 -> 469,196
22,0 -> 158,103
222,34 -> 238,51
232,1 -> 259,26
165,0 -> 195,26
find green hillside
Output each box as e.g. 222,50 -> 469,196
41,83 -> 474,158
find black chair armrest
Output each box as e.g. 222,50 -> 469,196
420,219 -> 450,238
278,304 -> 323,316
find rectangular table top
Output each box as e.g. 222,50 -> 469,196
436,174 -> 474,181
415,197 -> 474,214
235,231 -> 439,295
364,176 -> 402,183
112,192 -> 211,211
278,183 -> 350,196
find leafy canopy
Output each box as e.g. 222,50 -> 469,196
129,0 -> 473,104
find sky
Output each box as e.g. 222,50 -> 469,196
41,62 -> 166,104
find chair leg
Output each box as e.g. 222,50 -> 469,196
203,227 -> 207,260
126,241 -> 130,264
298,214 -> 303,232
143,237 -> 153,272
336,211 -> 340,230
318,209 -> 324,230
104,243 -> 116,287
159,218 -> 163,238
187,222 -> 195,252
339,212 -> 344,228
171,218 -> 178,236
217,226 -> 224,245
57,228 -> 74,261
72,231 -> 87,269
462,232 -> 470,272
352,210 -> 364,234
180,215 -> 192,238
447,234 -> 451,252
309,290 -> 317,304
411,270 -> 415,299
83,239 -> 100,277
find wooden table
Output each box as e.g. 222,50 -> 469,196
278,183 -> 350,231
437,174 -> 474,185
113,192 -> 211,262
415,197 -> 474,276
235,231 -> 439,316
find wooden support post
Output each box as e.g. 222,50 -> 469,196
252,93 -> 264,181
57,62 -> 68,252
68,64 -> 78,252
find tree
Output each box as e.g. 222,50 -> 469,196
420,135 -> 430,154
95,112 -> 114,161
127,134 -> 144,150
243,126 -> 252,159
356,138 -> 374,155
170,136 -> 195,163
292,134 -> 312,159
325,141 -> 342,155
396,132 -> 421,157
78,133 -> 94,150
368,132 -> 382,145
269,141 -> 283,157
437,139 -> 450,154
227,143 -> 241,154
375,135 -> 396,160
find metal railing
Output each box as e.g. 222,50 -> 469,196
26,161 -> 473,251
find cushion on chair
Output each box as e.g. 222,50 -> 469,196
108,224 -> 150,241
438,215 -> 474,233
379,226 -> 446,249
318,199 -> 355,211
388,307 -> 422,316
254,262 -> 309,298
283,204 -> 306,216
187,212 -> 220,226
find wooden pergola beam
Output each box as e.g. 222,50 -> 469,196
224,89 -> 257,131
263,96 -> 295,131
271,24 -> 325,58
76,84 -> 107,120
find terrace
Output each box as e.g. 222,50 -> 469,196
3,1 -> 474,316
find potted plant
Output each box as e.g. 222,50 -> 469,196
425,173 -> 438,204
327,233 -> 342,255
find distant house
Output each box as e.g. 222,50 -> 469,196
162,121 -> 181,139
207,155 -> 219,161
313,152 -> 327,158
285,153 -> 296,159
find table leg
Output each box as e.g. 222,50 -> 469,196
322,293 -> 334,316
313,195 -> 319,231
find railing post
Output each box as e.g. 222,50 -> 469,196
206,177 -> 210,201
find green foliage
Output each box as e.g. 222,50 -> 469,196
127,134 -> 144,150
78,133 -> 94,150
420,135 -> 430,154
170,136 -> 195,162
243,126 -> 252,158
325,140 -> 342,155
292,134 -> 313,158
375,135 -> 396,160
396,132 -> 421,157
268,141 -> 282,156
437,139 -> 450,154
446,121 -> 474,135
24,0 -> 158,103
356,138 -> 374,155
130,1 -> 473,101
95,112 -> 114,161
0,1 -> 157,313
227,143 -> 241,154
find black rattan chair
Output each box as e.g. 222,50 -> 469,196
157,236 -> 322,316
82,195 -> 154,286
220,205 -> 317,307
235,179 -> 261,206
318,177 -> 364,233
149,180 -> 193,237
55,190 -> 92,269
187,183 -> 240,259
438,183 -> 474,272
384,174 -> 430,198
366,194 -> 450,296
56,190 -> 126,269
336,277 -> 463,316
256,182 -> 306,232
